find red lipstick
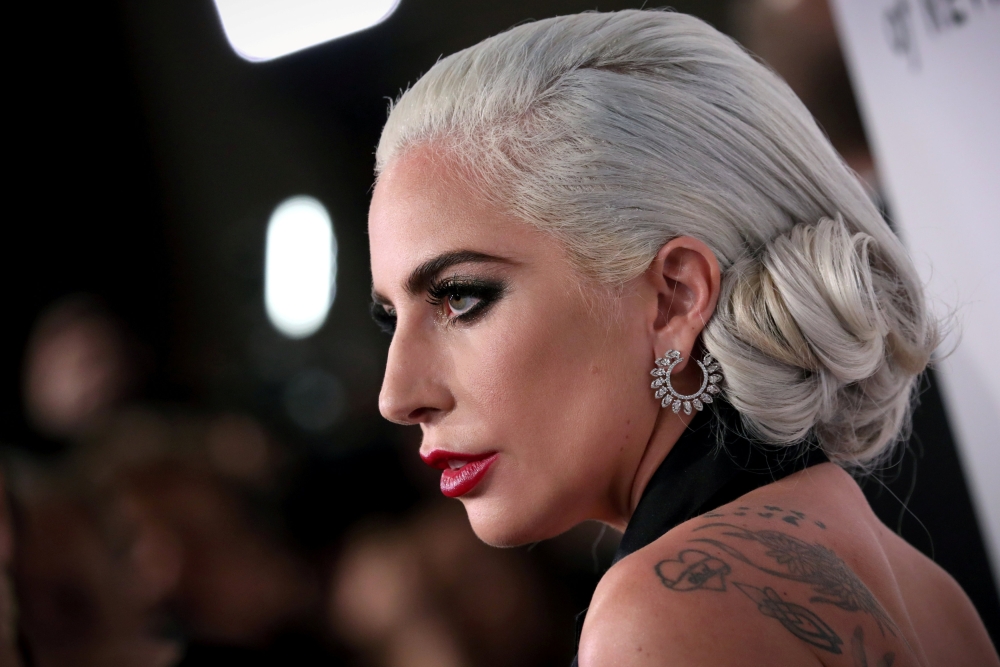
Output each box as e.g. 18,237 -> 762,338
420,450 -> 498,498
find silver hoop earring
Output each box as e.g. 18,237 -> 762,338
650,350 -> 723,415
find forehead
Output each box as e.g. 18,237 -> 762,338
368,147 -> 555,290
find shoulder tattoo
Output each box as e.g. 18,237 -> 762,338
652,507 -> 899,660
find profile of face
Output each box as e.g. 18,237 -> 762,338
369,147 -> 719,546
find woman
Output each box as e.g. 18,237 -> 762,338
367,10 -> 997,666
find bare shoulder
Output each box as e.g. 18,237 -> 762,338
581,467 -> 1000,667
579,494 -> 908,667
579,512 -> 821,667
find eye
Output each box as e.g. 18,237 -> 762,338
370,302 -> 397,334
446,293 -> 481,317
426,276 -> 507,325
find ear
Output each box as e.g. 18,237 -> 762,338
644,236 -> 721,370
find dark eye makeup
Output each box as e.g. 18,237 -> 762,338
370,301 -> 398,334
369,274 -> 508,335
426,275 -> 507,324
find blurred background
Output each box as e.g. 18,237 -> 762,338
2,0 -> 997,665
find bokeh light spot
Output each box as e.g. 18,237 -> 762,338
265,196 -> 336,339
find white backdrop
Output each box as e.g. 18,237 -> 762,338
830,0 -> 1000,582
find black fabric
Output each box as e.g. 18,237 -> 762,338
570,400 -> 828,666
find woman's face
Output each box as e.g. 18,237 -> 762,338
369,148 -> 660,546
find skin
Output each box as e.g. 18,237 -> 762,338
369,145 -> 999,666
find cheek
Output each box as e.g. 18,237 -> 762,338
458,293 -> 651,467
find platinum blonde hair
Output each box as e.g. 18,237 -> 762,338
375,10 -> 938,467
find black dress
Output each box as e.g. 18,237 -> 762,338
570,400 -> 829,666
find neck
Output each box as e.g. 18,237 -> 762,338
607,408 -> 695,532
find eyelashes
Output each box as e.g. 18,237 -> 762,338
426,276 -> 507,323
369,275 -> 508,335
370,301 -> 397,334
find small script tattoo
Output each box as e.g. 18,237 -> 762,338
699,505 -> 826,529
652,510 -> 898,655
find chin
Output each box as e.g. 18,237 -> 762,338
460,494 -> 574,548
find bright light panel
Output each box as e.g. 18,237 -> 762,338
212,0 -> 401,62
265,196 -> 337,339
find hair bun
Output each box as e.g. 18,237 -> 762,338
704,216 -> 937,466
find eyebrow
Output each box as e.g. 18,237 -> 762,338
371,250 -> 513,304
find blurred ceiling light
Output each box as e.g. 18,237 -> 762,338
265,196 -> 337,339
212,0 -> 401,62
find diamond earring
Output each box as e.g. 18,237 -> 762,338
650,349 -> 723,415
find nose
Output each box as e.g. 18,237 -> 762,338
378,325 -> 454,425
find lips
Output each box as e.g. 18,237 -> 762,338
420,450 -> 498,498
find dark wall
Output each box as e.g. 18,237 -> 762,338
4,1 -> 173,451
